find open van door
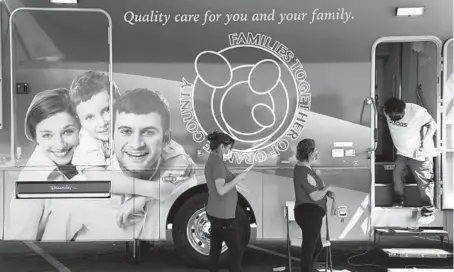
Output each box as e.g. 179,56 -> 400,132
4,6 -> 114,241
442,38 -> 453,209
0,1 -> 5,240
8,7 -> 113,165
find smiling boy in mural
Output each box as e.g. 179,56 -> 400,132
383,97 -> 438,225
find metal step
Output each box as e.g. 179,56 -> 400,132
372,208 -> 444,228
388,269 -> 453,272
373,227 -> 450,250
375,228 -> 449,238
381,248 -> 452,259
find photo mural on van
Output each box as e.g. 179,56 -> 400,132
179,32 -> 312,166
0,0 -> 452,268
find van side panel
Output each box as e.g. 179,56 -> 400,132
0,0 -> 452,244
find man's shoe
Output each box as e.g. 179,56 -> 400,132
421,206 -> 435,215
313,263 -> 324,271
418,213 -> 435,225
392,201 -> 404,208
416,206 -> 436,225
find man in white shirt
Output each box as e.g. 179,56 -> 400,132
383,97 -> 437,224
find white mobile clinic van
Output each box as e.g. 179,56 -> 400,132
0,0 -> 452,268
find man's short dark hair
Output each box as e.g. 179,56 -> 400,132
114,88 -> 171,132
384,97 -> 406,121
69,71 -> 120,106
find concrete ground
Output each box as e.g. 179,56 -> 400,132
0,237 -> 452,272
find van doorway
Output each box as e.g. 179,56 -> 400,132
372,38 -> 442,208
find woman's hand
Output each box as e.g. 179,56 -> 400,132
236,172 -> 248,181
323,185 -> 333,195
327,191 -> 335,199
330,199 -> 337,216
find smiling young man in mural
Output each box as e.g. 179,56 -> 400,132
64,71 -> 194,232
110,88 -> 197,238
383,97 -> 438,225
60,87 -> 197,240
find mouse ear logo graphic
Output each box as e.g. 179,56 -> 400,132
180,32 -> 311,164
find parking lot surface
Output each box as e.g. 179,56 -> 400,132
0,237 -> 452,272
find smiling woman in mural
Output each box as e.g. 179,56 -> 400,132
7,88 -> 81,240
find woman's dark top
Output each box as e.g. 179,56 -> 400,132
205,152 -> 238,219
293,164 -> 327,212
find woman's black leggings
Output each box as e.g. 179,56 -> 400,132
294,203 -> 326,272
207,214 -> 243,272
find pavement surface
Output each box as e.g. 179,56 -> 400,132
0,237 -> 452,272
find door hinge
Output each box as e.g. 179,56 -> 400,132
441,57 -> 444,72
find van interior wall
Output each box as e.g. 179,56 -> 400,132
377,43 -> 401,161
401,41 -> 440,204
401,41 -> 438,119
378,41 -> 438,116
376,41 -> 439,162
374,41 -> 441,207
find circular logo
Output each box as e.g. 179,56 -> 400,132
180,33 -> 311,163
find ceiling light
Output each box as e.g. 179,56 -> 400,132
396,7 -> 424,17
50,0 -> 78,4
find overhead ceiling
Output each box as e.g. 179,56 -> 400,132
4,0 -> 453,63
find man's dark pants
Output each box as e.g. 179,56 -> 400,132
393,155 -> 435,215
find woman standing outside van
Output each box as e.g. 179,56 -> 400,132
204,131 -> 248,272
293,139 -> 335,272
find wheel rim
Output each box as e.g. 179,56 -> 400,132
187,208 -> 228,256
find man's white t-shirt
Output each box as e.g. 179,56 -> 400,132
385,103 -> 436,161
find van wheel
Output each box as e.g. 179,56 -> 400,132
172,192 -> 250,268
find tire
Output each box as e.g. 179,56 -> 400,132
172,192 -> 250,268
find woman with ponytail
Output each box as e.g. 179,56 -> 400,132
293,138 -> 335,272
204,130 -> 248,272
